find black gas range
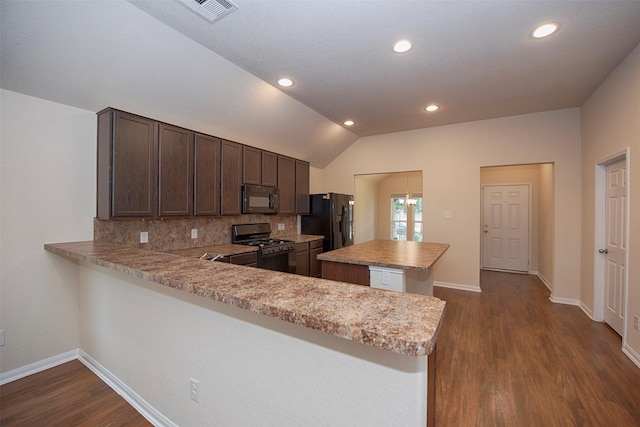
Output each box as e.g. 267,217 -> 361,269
231,223 -> 294,272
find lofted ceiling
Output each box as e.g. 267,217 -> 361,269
130,0 -> 640,137
2,1 -> 640,168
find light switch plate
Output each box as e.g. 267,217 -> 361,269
0,329 -> 5,346
191,229 -> 198,239
140,231 -> 149,244
444,211 -> 453,219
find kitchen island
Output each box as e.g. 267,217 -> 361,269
318,239 -> 449,295
45,241 -> 445,426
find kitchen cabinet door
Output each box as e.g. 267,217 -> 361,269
295,160 -> 310,214
278,155 -> 296,214
99,109 -> 158,219
221,140 -> 243,215
309,239 -> 323,278
243,146 -> 261,185
262,151 -> 278,187
194,134 -> 220,216
158,124 -> 193,216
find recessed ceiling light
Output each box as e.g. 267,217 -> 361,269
344,120 -> 355,126
533,23 -> 558,39
425,105 -> 440,112
393,40 -> 412,53
277,78 -> 294,87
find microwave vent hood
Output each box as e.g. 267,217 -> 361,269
177,0 -> 238,23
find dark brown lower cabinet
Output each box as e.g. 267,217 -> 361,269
290,239 -> 323,276
321,261 -> 370,286
309,239 -> 323,278
217,252 -> 257,267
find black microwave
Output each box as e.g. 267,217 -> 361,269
242,185 -> 279,214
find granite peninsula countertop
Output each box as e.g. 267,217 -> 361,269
45,241 -> 445,356
165,234 -> 323,259
318,239 -> 450,271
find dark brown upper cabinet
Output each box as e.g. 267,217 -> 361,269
193,134 -> 221,216
261,151 -> 278,187
221,140 -> 243,215
295,160 -> 310,214
277,155 -> 296,214
97,109 -> 158,219
158,124 -> 194,217
97,108 -> 308,219
243,146 -> 262,185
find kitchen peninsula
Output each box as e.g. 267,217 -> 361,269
45,240 -> 445,426
318,240 -> 449,295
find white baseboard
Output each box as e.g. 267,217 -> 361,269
623,343 -> 640,370
0,349 -> 79,385
535,272 -> 553,292
434,281 -> 482,293
549,295 -> 581,306
579,301 -> 595,319
0,349 -> 175,427
78,350 -> 177,427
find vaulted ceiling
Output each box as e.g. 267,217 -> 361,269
2,1 -> 640,167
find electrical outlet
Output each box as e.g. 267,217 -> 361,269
634,315 -> 639,331
191,229 -> 198,239
444,211 -> 453,219
382,271 -> 390,285
277,223 -> 285,231
0,329 -> 5,346
190,378 -> 199,402
140,231 -> 148,244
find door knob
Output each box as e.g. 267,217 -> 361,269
598,248 -> 608,254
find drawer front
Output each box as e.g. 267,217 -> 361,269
295,242 -> 310,253
230,252 -> 258,265
310,239 -> 323,249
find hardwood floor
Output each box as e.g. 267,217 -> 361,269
0,359 -> 151,426
3,271 -> 640,426
434,270 -> 640,427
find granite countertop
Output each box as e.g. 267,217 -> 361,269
45,241 -> 445,357
318,239 -> 450,272
281,234 -> 324,243
166,244 -> 257,259
164,235 -> 323,259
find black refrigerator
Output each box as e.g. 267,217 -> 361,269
301,193 -> 354,253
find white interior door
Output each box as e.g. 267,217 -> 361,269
603,159 -> 626,335
482,185 -> 530,272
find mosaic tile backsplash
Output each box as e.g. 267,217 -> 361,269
94,215 -> 298,251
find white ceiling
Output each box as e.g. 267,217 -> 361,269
2,1 -> 640,167
130,0 -> 640,137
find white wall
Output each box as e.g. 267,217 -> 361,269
0,90 -> 95,372
354,176 -> 378,243
581,42 -> 640,359
538,163 -> 555,287
320,109 -> 581,296
79,262 -> 428,426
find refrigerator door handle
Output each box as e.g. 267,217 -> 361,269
340,205 -> 347,246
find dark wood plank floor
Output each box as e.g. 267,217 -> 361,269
3,270 -> 640,426
434,270 -> 640,427
0,359 -> 151,426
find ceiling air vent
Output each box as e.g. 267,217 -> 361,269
177,0 -> 238,23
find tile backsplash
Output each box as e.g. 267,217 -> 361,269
94,215 -> 298,251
